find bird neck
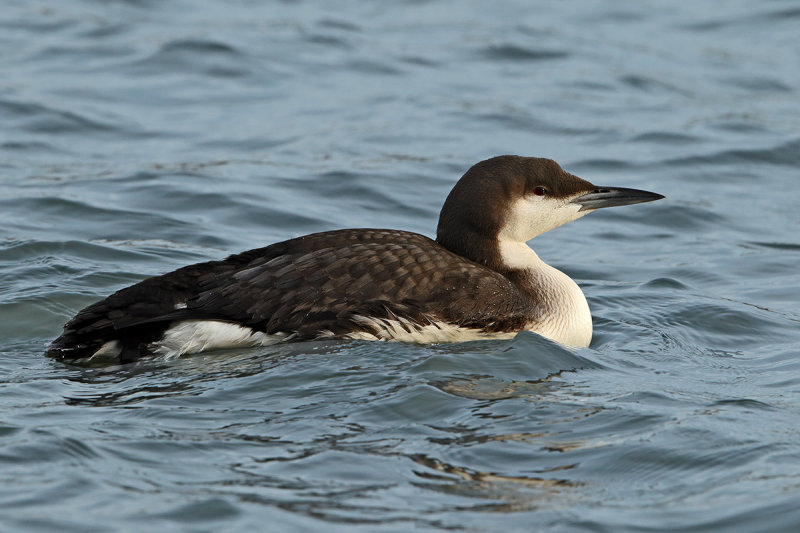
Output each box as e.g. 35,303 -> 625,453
437,229 -> 504,271
438,229 -> 592,347
437,228 -> 543,280
496,239 -> 544,272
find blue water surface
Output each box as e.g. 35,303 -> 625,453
2,1 -> 800,531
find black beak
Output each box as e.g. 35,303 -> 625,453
571,187 -> 664,212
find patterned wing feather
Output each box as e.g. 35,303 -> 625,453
50,229 -> 534,359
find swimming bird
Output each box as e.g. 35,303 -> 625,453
48,155 -> 663,363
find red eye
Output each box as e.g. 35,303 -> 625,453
533,186 -> 547,196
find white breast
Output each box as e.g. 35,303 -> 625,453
499,240 -> 592,348
528,262 -> 592,347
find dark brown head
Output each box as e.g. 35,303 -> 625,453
436,155 -> 663,268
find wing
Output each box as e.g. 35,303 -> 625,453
183,230 -> 534,338
50,229 -> 533,357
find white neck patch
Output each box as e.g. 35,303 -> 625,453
497,240 -> 543,271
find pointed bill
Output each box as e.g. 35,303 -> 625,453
571,187 -> 664,212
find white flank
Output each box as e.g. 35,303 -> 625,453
151,320 -> 289,358
333,315 -> 518,344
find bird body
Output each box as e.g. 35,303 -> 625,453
48,155 -> 663,363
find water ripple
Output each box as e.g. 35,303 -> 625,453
478,44 -> 569,62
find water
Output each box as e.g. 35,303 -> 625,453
2,1 -> 800,531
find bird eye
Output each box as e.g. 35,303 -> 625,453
532,186 -> 548,196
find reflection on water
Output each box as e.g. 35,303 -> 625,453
410,454 -> 578,513
433,374 -> 568,401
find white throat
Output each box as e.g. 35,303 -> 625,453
498,196 -> 588,242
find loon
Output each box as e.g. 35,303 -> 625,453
48,155 -> 663,363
